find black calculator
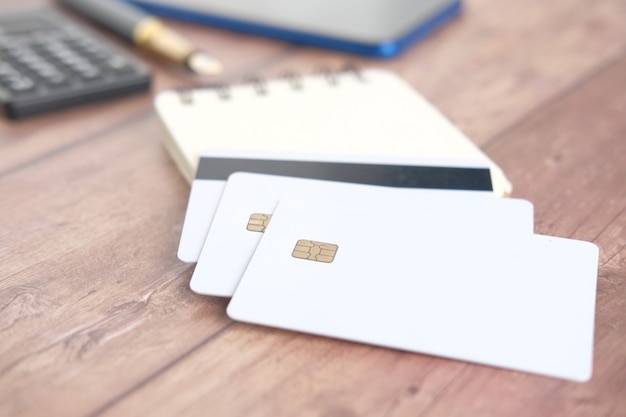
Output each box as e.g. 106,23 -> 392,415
0,8 -> 151,119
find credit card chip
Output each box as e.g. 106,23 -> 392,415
247,213 -> 272,232
292,240 -> 338,263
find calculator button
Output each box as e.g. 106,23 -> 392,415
16,53 -> 41,65
45,76 -> 70,88
105,55 -> 134,73
3,75 -> 35,93
0,62 -> 19,77
73,40 -> 105,55
7,47 -> 31,59
78,67 -> 102,81
30,63 -> 56,76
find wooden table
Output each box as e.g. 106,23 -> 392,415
2,0 -> 625,416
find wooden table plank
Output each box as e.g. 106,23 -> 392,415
0,114 -> 234,417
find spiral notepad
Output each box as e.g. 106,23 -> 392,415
154,68 -> 512,196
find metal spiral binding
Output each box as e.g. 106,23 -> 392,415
178,89 -> 193,104
282,72 -> 303,90
342,63 -> 364,81
245,77 -> 267,95
315,66 -> 339,85
177,64 -> 363,104
213,83 -> 231,100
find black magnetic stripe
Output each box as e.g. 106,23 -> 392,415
196,157 -> 493,191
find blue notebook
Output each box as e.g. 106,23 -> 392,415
127,0 -> 462,58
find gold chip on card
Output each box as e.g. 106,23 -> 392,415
246,213 -> 272,232
292,240 -> 338,263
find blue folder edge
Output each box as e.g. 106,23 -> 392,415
126,0 -> 462,58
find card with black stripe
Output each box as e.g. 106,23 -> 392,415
177,150 -> 495,262
190,172 -> 533,297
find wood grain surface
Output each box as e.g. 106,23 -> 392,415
1,0 -> 625,416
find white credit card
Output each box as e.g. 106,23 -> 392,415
227,197 -> 599,382
178,149 -> 495,262
191,172 -> 532,296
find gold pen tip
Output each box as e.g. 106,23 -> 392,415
187,52 -> 223,76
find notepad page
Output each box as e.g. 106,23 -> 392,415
155,69 -> 512,196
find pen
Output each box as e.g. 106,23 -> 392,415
59,0 -> 222,76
